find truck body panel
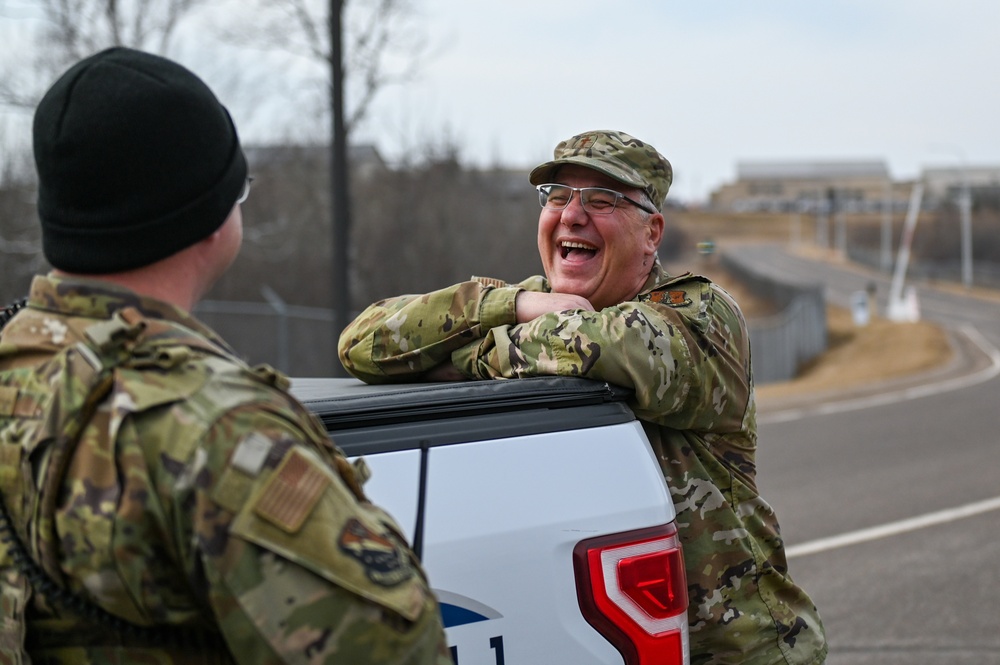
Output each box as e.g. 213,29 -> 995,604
293,376 -> 685,664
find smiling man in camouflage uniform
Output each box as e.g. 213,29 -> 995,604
0,47 -> 450,664
339,130 -> 828,664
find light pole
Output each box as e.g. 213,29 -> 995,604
959,167 -> 973,289
880,181 -> 893,272
931,145 -> 973,289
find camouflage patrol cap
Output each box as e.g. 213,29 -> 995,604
529,130 -> 673,210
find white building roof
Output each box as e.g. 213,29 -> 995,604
736,160 -> 889,180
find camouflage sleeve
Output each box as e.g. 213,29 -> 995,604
187,407 -> 452,664
451,281 -> 752,432
338,281 -> 523,383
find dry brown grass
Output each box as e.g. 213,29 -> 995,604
665,209 -> 955,400
755,306 -> 952,400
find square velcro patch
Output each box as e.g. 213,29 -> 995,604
253,449 -> 330,534
0,386 -> 17,415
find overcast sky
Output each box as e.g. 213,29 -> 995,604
3,1 -> 999,204
350,0 -> 1000,203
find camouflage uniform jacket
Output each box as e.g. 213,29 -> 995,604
339,260 -> 827,665
0,274 -> 451,665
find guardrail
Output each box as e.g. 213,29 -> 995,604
720,253 -> 828,384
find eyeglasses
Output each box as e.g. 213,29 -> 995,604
236,176 -> 255,205
536,183 -> 657,215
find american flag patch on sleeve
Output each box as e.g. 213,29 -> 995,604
253,449 -> 330,533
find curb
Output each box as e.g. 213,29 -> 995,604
757,324 -> 999,423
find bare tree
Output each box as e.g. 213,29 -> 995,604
0,146 -> 44,304
42,0 -> 203,60
0,0 -> 210,303
216,0 -> 429,374
0,0 -> 207,110
221,0 -> 427,136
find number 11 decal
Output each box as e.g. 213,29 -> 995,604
449,636 -> 505,664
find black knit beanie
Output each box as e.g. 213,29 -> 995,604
33,47 -> 248,274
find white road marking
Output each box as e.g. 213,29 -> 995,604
759,324 -> 1000,424
786,495 -> 1000,558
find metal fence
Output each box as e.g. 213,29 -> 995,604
194,298 -> 342,377
720,252 -> 828,384
199,256 -> 828,383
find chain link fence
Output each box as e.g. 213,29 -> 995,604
194,298 -> 341,377
200,254 -> 829,384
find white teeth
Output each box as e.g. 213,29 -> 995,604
561,241 -> 597,250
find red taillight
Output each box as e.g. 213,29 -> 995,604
574,524 -> 689,665
617,549 -> 687,617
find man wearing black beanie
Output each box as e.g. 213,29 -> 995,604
0,47 -> 451,665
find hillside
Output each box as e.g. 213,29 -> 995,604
664,210 -> 954,400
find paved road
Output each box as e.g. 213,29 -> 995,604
740,244 -> 1000,664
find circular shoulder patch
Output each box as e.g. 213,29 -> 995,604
338,517 -> 415,587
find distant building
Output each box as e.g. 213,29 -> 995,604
921,166 -> 1000,204
710,160 -> 900,213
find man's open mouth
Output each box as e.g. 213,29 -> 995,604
560,241 -> 598,260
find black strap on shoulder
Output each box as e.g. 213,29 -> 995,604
0,297 -> 27,331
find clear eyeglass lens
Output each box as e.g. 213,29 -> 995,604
539,184 -> 621,214
581,188 -> 619,213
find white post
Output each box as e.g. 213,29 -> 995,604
888,183 -> 924,321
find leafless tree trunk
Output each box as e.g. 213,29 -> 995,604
217,0 -> 427,374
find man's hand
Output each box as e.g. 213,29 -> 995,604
515,291 -> 594,324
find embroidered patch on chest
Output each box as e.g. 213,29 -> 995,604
253,449 -> 329,533
648,290 -> 691,307
338,517 -> 414,587
473,275 -> 508,289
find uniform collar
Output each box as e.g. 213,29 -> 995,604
637,257 -> 675,297
28,273 -> 223,343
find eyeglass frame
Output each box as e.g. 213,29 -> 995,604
535,183 -> 658,215
236,176 -> 255,205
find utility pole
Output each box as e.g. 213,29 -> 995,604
930,145 -> 974,289
330,0 -> 351,375
959,166 -> 973,289
833,190 -> 847,257
880,181 -> 893,272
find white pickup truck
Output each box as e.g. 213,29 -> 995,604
292,376 -> 689,665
